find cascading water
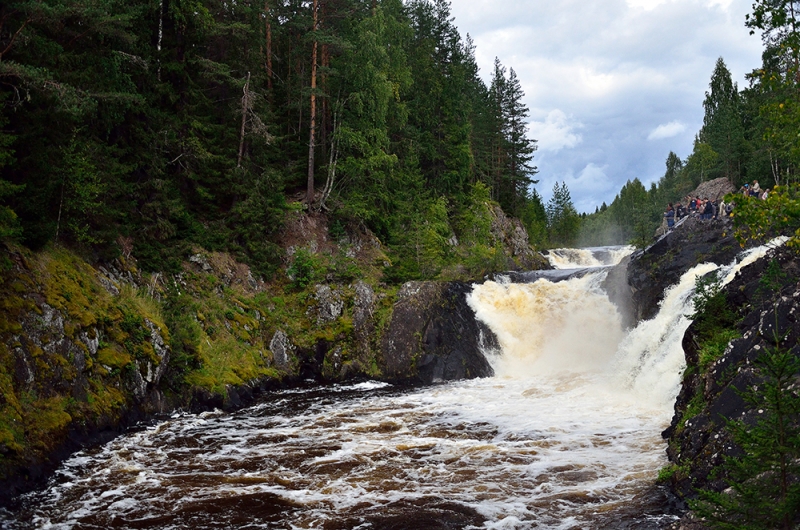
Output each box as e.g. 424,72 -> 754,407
0,242 -> 784,530
546,246 -> 635,269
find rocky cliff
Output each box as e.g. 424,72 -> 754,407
0,204 -> 538,505
661,243 -> 800,509
627,216 -> 740,322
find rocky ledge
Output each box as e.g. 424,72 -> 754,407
0,243 -> 502,506
627,216 -> 740,322
662,244 -> 800,507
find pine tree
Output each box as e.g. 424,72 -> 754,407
699,58 -> 747,184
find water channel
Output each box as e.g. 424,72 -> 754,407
1,244 -> 778,529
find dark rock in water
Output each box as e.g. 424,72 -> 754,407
602,253 -> 636,329
661,243 -> 800,508
380,281 -> 497,384
627,216 -> 739,322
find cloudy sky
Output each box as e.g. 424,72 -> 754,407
448,0 -> 764,212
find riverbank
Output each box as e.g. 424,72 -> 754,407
0,204 -> 546,505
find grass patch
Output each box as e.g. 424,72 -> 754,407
676,392 -> 706,435
185,336 -> 278,395
698,329 -> 740,372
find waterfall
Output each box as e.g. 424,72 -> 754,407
2,242 -> 787,530
469,239 -> 787,413
546,245 -> 635,269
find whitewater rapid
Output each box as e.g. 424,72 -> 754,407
0,242 -> 784,529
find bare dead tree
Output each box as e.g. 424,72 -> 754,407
237,71 -> 251,168
305,0 -> 319,206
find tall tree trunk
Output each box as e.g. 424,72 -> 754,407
306,0 -> 319,205
157,0 -> 164,80
237,71 -> 251,168
320,40 -> 329,167
265,0 -> 273,91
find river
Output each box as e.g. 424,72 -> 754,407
0,244 -> 778,529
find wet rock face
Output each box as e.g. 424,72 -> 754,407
380,281 -> 497,385
663,246 -> 800,501
269,330 -> 293,368
353,281 -> 375,359
627,216 -> 739,321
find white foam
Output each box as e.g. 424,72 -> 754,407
5,239 -> 785,529
546,245 -> 635,269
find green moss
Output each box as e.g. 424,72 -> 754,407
97,346 -> 132,370
657,463 -> 690,483
21,395 -> 72,451
85,381 -> 126,418
676,392 -> 706,435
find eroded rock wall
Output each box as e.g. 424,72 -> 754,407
662,245 -> 800,505
380,281 -> 497,384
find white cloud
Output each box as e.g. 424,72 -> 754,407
449,0 -> 764,211
626,0 -> 670,11
648,121 -> 688,140
528,110 -> 583,152
570,163 -> 614,193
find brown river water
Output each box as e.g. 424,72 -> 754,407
1,244 -> 778,529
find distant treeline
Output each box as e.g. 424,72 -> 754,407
579,1 -> 800,248
0,0 -> 549,279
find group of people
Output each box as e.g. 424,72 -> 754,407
740,180 -> 770,200
663,180 -> 772,231
663,196 -> 732,230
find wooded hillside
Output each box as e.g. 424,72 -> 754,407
0,0 -> 547,279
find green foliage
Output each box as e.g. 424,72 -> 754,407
699,58 -> 747,184
730,184 -> 800,248
690,272 -> 738,342
0,0 -> 545,275
287,249 -> 320,289
698,329 -> 741,371
658,463 -> 690,483
546,181 -> 581,246
691,345 -> 800,529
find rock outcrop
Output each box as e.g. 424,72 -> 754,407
489,205 -> 551,271
380,281 -> 497,384
627,216 -> 740,321
662,244 -> 800,505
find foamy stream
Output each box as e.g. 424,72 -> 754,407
0,242 -> 783,530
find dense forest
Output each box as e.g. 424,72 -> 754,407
0,0 -> 552,280
2,0 -> 800,275
579,0 -> 800,249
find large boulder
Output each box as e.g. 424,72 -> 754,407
689,177 -> 737,202
380,281 -> 497,384
627,216 -> 739,321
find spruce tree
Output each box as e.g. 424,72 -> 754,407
546,181 -> 580,246
699,58 -> 747,184
691,339 -> 800,529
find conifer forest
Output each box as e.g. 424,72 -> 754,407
2,0 -> 800,272
0,0 -> 544,280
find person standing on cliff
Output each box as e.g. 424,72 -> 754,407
665,203 -> 675,230
751,180 -> 761,197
